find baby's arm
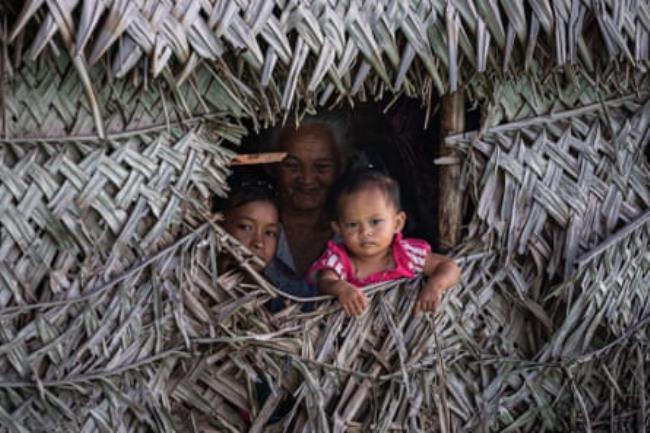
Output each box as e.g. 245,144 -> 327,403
414,252 -> 461,314
318,269 -> 369,317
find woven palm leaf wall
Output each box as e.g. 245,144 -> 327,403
0,1 -> 649,432
2,0 -> 649,134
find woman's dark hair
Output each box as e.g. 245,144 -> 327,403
213,175 -> 278,213
327,168 -> 401,220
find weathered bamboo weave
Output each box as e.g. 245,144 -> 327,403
3,55 -> 649,145
0,56 -> 252,140
1,98 -> 647,432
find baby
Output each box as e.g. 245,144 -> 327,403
309,169 -> 460,317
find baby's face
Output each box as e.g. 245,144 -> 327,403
333,187 -> 405,260
223,200 -> 279,267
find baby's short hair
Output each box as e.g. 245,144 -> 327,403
328,169 -> 401,219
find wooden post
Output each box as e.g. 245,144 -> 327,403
437,91 -> 465,251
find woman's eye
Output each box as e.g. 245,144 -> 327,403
237,223 -> 253,232
281,161 -> 301,172
315,163 -> 333,172
266,230 -> 278,239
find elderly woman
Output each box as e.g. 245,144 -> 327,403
263,119 -> 345,298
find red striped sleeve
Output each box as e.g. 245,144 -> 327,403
401,238 -> 431,273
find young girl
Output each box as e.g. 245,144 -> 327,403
309,169 -> 461,317
217,176 -> 281,271
216,174 -> 317,311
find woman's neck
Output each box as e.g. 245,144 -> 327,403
281,207 -> 332,276
281,207 -> 328,229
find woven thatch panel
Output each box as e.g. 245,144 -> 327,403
477,70 -> 650,129
2,215 -> 645,432
3,0 -> 650,136
1,56 -> 250,140
6,1 -> 650,84
0,129 -> 238,305
4,56 -> 650,142
448,95 -> 650,279
1,89 -> 648,432
1,1 -> 649,432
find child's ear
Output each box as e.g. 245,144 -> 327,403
331,221 -> 342,235
395,211 -> 406,232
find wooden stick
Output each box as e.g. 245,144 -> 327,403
231,152 -> 287,166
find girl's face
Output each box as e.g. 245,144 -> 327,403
223,200 -> 279,267
332,187 -> 405,261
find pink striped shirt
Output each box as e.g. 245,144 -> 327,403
308,233 -> 431,287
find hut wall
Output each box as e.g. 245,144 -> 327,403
0,1 -> 649,432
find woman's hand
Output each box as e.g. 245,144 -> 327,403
335,281 -> 369,317
413,280 -> 443,314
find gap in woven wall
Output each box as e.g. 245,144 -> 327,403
215,95 -> 482,249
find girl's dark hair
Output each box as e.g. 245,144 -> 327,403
213,175 -> 278,212
327,168 -> 401,220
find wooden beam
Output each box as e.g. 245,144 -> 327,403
437,91 -> 465,251
230,152 -> 287,166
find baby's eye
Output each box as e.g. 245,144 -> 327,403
345,222 -> 358,229
371,218 -> 383,226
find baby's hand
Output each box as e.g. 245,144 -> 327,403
413,280 -> 443,314
335,281 -> 368,317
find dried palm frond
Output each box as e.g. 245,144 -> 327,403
1,2 -> 649,432
2,1 -> 650,134
0,210 -> 646,433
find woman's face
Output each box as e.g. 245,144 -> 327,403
277,124 -> 339,213
223,200 -> 279,267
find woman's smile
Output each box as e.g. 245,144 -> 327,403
276,124 -> 339,213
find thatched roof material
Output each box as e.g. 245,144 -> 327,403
2,1 -> 650,136
0,1 -> 649,432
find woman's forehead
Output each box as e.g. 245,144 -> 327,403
281,124 -> 339,158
